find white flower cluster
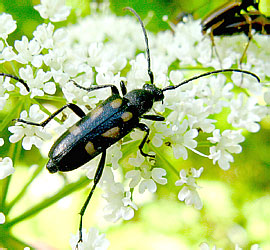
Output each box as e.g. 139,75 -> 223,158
8,104 -> 52,150
70,227 -> 109,250
0,0 -> 269,248
175,167 -> 204,209
100,167 -> 138,222
126,151 -> 167,193
208,129 -> 245,170
200,242 -> 261,250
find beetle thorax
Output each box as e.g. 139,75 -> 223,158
124,85 -> 163,116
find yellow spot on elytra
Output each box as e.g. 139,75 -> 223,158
121,112 -> 133,122
110,98 -> 122,109
91,106 -> 103,120
102,127 -> 120,138
85,141 -> 95,155
69,125 -> 81,136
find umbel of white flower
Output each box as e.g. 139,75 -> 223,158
175,167 -> 204,210
0,0 -> 268,249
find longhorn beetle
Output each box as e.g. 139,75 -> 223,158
0,7 -> 260,246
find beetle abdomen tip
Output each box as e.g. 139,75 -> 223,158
46,159 -> 58,173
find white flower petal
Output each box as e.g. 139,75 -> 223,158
0,13 -> 16,39
0,212 -> 5,224
0,157 -> 14,179
151,168 -> 167,185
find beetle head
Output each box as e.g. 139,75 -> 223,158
143,83 -> 164,102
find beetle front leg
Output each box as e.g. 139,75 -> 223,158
14,103 -> 86,127
120,80 -> 127,96
71,80 -> 120,96
137,123 -> 155,158
141,114 -> 165,121
76,150 -> 107,247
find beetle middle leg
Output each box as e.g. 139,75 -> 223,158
141,114 -> 165,121
76,150 -> 106,247
136,116 -> 165,157
137,123 -> 155,158
14,103 -> 86,127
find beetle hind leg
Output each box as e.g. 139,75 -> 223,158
76,150 -> 107,247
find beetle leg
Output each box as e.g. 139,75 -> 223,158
240,14 -> 253,64
120,80 -> 127,96
14,103 -> 86,127
141,114 -> 165,121
71,80 -> 120,95
209,20 -> 223,68
0,73 -> 30,92
77,150 -> 106,247
137,123 -> 155,158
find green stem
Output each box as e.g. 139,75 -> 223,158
1,142 -> 22,212
150,145 -> 179,176
4,176 -> 90,228
5,164 -> 44,214
0,227 -> 34,249
1,98 -> 24,212
0,176 -> 11,212
197,141 -> 212,147
31,99 -> 62,124
119,140 -> 139,163
35,95 -> 67,102
0,99 -> 23,132
178,66 -> 215,71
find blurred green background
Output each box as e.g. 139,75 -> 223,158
0,0 -> 270,249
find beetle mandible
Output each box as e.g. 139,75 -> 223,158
0,7 -> 260,246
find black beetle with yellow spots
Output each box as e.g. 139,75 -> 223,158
0,7 -> 260,246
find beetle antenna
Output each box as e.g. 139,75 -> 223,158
0,73 -> 30,92
124,7 -> 154,84
162,69 -> 260,92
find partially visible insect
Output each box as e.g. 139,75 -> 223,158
201,0 -> 259,64
209,10 -> 270,63
0,7 -> 260,246
201,0 -> 259,34
210,11 -> 268,35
